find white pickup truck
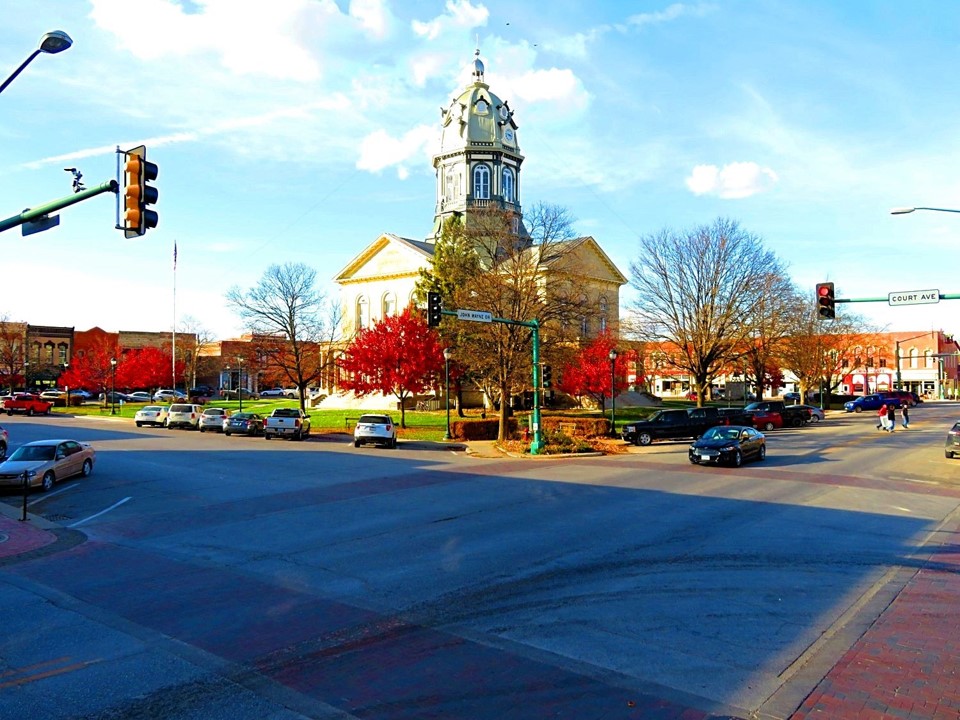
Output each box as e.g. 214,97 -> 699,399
263,408 -> 311,441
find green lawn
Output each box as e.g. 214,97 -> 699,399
60,398 -> 714,441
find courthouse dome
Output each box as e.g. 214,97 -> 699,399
438,50 -> 520,156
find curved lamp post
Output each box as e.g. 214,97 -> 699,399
110,357 -> 117,415
443,347 -> 453,440
0,31 -> 73,96
63,361 -> 70,408
609,348 -> 618,436
891,207 -> 960,215
23,360 -> 29,393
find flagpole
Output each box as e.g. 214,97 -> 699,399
172,239 -> 177,388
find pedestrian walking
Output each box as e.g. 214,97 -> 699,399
902,402 -> 910,428
877,403 -> 888,431
886,402 -> 897,432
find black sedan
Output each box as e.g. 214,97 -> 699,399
223,412 -> 264,437
689,425 -> 766,467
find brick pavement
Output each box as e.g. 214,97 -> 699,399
0,503 -> 58,563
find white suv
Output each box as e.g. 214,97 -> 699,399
198,407 -> 229,432
167,403 -> 202,430
353,414 -> 398,449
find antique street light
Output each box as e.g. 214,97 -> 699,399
609,348 -> 618,436
443,347 -> 453,440
110,357 -> 117,415
237,356 -> 244,412
23,360 -> 29,393
0,31 -> 73,96
63,361 -> 70,408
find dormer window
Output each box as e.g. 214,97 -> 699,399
475,99 -> 488,113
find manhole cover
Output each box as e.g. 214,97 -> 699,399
44,514 -> 72,522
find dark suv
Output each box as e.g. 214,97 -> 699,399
883,390 -> 920,407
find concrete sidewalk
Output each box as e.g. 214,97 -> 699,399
0,501 -> 82,566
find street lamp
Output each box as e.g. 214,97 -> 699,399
609,348 -> 618,437
891,206 -> 960,215
0,31 -> 73,96
63,361 -> 70,408
23,360 -> 29,393
236,356 -> 244,412
110,357 -> 117,415
443,347 -> 453,440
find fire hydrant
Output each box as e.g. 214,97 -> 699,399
522,427 -> 531,442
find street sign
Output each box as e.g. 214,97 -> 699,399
456,309 -> 493,323
888,290 -> 940,306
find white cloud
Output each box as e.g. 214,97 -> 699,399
624,2 -> 716,29
685,162 -> 779,199
349,0 -> 392,40
88,0 -> 331,81
412,0 -> 489,41
356,125 -> 436,177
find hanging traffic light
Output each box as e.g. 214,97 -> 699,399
122,145 -> 158,238
427,292 -> 443,327
816,282 -> 835,319
542,364 -> 552,388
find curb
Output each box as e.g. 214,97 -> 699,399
0,500 -> 86,567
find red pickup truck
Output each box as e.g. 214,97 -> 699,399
3,393 -> 53,416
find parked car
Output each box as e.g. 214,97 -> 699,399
946,421 -> 960,459
224,412 -> 264,436
198,407 -> 229,432
844,394 -> 901,413
166,403 -> 202,430
258,387 -> 288,398
0,439 -> 95,492
188,387 -> 215,397
263,408 -> 310,440
796,404 -> 825,423
220,388 -> 259,400
99,391 -> 131,404
126,391 -> 153,403
354,414 -> 398,449
154,389 -> 186,402
0,423 -> 7,458
688,425 -> 766,467
748,410 -> 783,431
4,393 -> 53,416
782,392 -> 801,403
70,389 -> 93,400
39,389 -> 65,400
134,405 -> 169,428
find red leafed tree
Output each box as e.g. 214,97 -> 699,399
60,338 -> 120,396
338,308 -> 444,428
116,347 -> 179,391
556,332 -> 629,411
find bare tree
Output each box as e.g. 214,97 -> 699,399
435,204 -> 583,441
226,263 -> 340,411
628,218 -> 785,406
177,315 -> 216,389
778,296 -> 880,406
739,275 -> 804,401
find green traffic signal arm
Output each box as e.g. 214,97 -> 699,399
0,179 -> 118,234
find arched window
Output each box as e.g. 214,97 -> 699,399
502,167 -> 514,203
355,296 -> 369,331
599,297 -> 608,333
473,164 -> 490,199
580,316 -> 589,338
910,348 -> 919,368
925,350 -> 934,368
382,293 -> 396,318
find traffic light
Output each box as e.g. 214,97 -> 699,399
542,364 -> 552,388
122,144 -> 158,238
816,282 -> 835,319
427,291 -> 443,327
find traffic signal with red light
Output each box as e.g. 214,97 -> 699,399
122,145 -> 158,238
816,282 -> 835,319
427,292 -> 443,327
542,364 -> 552,388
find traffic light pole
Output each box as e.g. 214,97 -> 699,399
0,179 -> 119,234
441,309 -> 543,454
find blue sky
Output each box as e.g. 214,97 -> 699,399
2,0 -> 959,340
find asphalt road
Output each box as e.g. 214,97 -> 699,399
1,403 -> 958,719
